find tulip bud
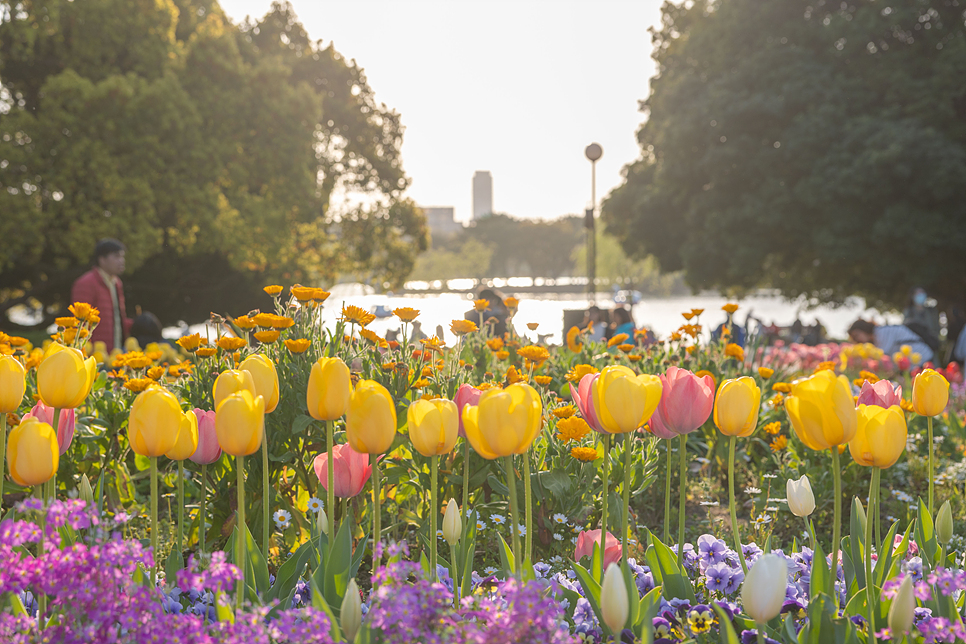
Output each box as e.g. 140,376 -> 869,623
714,377 -> 762,437
7,416 -> 59,487
461,383 -> 542,459
128,388 -> 184,458
36,344 -> 97,409
936,500 -> 953,545
888,575 -> 916,636
786,475 -> 815,518
0,355 -> 26,413
346,380 -> 397,455
341,578 -> 362,642
741,554 -> 788,624
307,357 -> 351,421
600,563 -> 629,634
317,508 -> 329,535
79,474 -> 95,508
238,354 -> 280,413
215,390 -> 265,457
442,498 -> 461,546
407,398 -> 459,457
212,369 -> 256,410
189,409 -> 222,465
912,369 -> 949,417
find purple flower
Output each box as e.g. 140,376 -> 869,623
704,562 -> 732,593
697,535 -> 728,566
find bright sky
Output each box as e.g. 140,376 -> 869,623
218,0 -> 663,222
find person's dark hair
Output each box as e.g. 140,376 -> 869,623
477,288 -> 505,308
848,319 -> 876,336
612,307 -> 632,326
130,312 -> 163,341
94,238 -> 125,261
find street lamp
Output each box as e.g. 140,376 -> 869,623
584,143 -> 602,297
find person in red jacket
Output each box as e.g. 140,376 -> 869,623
70,239 -> 133,351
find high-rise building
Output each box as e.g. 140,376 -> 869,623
472,171 -> 492,220
420,206 -> 462,240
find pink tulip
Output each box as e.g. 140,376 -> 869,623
856,380 -> 902,409
27,401 -> 75,455
648,366 -> 715,439
454,384 -> 483,437
314,443 -> 372,498
570,373 -> 603,432
189,409 -> 222,465
574,529 -> 622,567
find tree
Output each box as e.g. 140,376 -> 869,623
604,0 -> 966,311
0,0 -> 427,327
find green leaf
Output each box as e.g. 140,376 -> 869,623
849,498 -> 867,591
620,561 -> 640,629
496,533 -> 515,576
636,585 -> 663,643
309,575 -> 343,642
538,470 -> 572,499
810,540 -> 828,601
874,520 -> 901,587
322,507 -> 353,611
712,603 -> 741,644
266,539 -> 318,603
291,414 -> 314,434
644,530 -> 696,603
132,563 -> 153,589
9,593 -> 26,616
215,591 -> 234,624
572,562 -> 606,635
916,498 -> 939,568
165,548 -> 185,585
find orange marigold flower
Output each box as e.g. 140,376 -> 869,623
252,312 -> 276,328
691,308 -> 704,316
553,404 -> 576,419
420,337 -> 445,353
758,367 -> 775,379
271,316 -> 295,330
167,365 -> 182,377
124,352 -> 153,369
722,303 -> 739,314
473,298 -> 490,312
517,345 -> 550,364
421,366 -> 433,377
813,361 -> 836,374
607,333 -> 629,348
566,326 -> 584,353
216,337 -> 247,352
412,378 -> 430,388
360,328 -> 385,346
618,343 -> 634,353
254,330 -> 280,344
571,446 -> 598,462
724,343 -> 745,362
769,393 -> 784,408
565,364 -> 598,383
505,365 -> 526,385
176,334 -> 203,352
393,307 -> 420,322
88,312 -> 101,326
450,319 -> 478,336
63,329 -> 78,344
495,350 -> 510,361
486,338 -> 505,352
284,339 -> 311,353
123,378 -> 155,393
56,317 -> 78,329
669,332 -> 682,342
858,370 -> 879,384
682,312 -> 695,321
526,322 -> 539,331
772,382 -> 792,393
263,285 -> 284,296
234,315 -> 257,330
769,435 -> 788,452
146,366 -> 165,381
381,362 -> 397,372
69,302 -> 95,321
899,398 -> 915,413
763,421 -> 782,435
557,416 -> 591,443
341,305 -> 376,327
504,297 -> 519,311
195,347 -> 217,358
628,354 -> 642,362
534,375 -> 552,386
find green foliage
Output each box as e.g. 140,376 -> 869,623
0,0 -> 427,326
604,0 -> 966,309
571,225 -> 686,296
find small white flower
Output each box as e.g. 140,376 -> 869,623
762,473 -> 778,479
571,536 -> 579,545
273,509 -> 292,530
550,555 -> 564,564
436,529 -> 445,539
490,514 -> 506,525
307,497 -> 323,514
766,506 -> 779,512
745,486 -> 762,495
515,524 -> 527,537
700,501 -> 720,507
553,533 -> 564,541
553,513 -> 567,524
483,566 -> 498,576
476,520 -> 487,531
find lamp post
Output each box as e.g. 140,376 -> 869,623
584,143 -> 602,297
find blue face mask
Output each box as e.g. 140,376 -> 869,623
914,292 -> 927,306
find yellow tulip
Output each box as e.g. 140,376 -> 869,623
407,398 -> 459,457
238,354 -> 279,413
592,365 -> 662,434
912,369 -> 949,417
461,383 -> 542,459
0,355 -> 26,413
36,344 -> 97,409
346,380 -> 397,455
850,404 -> 907,468
216,390 -> 265,456
129,388 -> 184,457
7,415 -> 59,486
307,357 -> 351,421
165,410 -> 200,461
785,370 -> 857,450
213,369 -> 257,410
714,377 -> 761,437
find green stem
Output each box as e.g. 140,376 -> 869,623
450,543 -> 459,609
150,456 -> 158,586
261,430 -> 270,561
928,415 -> 934,516
326,420 -> 336,552
523,450 -> 532,563
874,472 -> 881,554
678,433 -> 687,571
431,454 -> 438,577
664,438 -> 671,543
200,463 -> 207,555
36,486 -> 46,629
755,627 -> 765,644
830,448 -> 842,600
236,455 -> 246,610
49,409 -> 60,504
728,436 -> 748,574
177,461 -> 184,557
601,433 -> 611,580
623,433 -> 632,557
504,455 -> 521,577
805,517 -> 817,554
372,456 -> 381,573
866,467 -> 879,644
0,413 -> 7,513
462,440 -> 470,530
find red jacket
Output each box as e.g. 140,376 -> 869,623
70,268 -> 133,351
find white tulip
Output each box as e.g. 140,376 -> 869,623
442,498 -> 462,546
341,578 -> 362,642
741,554 -> 788,624
786,475 -> 815,518
600,563 -> 628,634
888,575 -> 916,636
317,508 -> 329,535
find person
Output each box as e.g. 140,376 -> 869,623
580,306 -> 606,343
129,312 -> 173,349
902,286 -> 941,353
464,288 -> 508,338
611,307 -> 635,338
953,323 -> 966,365
70,238 -> 132,351
848,319 -> 933,365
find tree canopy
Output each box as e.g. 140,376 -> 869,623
0,0 -> 427,327
604,0 -> 966,310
